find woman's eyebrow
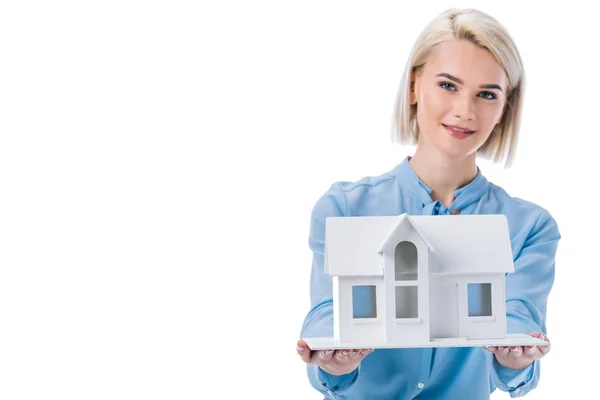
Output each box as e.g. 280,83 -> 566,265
436,72 -> 503,92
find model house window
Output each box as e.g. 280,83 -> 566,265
352,285 -> 377,318
394,241 -> 418,280
468,283 -> 492,317
395,286 -> 418,318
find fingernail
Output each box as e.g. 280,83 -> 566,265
297,346 -> 305,352
342,350 -> 350,356
324,350 -> 333,355
368,348 -> 374,352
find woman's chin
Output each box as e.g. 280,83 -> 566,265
435,143 -> 479,160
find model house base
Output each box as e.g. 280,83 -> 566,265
304,333 -> 549,350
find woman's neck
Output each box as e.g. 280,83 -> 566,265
409,146 -> 478,208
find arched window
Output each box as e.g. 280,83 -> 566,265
394,241 -> 418,281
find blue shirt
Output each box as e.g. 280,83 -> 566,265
300,157 -> 560,399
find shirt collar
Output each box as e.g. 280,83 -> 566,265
394,156 -> 489,215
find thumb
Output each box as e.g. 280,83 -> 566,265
297,340 -> 312,363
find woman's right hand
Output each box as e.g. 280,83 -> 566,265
296,339 -> 373,376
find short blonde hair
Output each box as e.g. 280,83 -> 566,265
391,8 -> 525,168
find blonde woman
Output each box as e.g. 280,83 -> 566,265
297,8 -> 558,399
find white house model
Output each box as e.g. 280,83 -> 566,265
303,214 -> 549,349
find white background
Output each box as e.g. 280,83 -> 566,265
0,1 -> 597,399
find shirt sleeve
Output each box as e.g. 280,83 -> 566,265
299,183 -> 361,397
488,208 -> 561,397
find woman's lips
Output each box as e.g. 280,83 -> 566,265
442,124 -> 475,139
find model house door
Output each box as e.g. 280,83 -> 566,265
429,282 -> 459,339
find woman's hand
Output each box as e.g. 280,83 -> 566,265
484,332 -> 551,370
296,339 -> 373,376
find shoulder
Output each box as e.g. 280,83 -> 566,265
487,182 -> 561,242
311,166 -> 398,219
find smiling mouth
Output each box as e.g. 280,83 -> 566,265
442,124 -> 475,138
442,124 -> 475,133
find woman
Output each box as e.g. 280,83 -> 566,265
296,7 -> 559,399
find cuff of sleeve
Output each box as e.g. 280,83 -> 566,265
490,354 -> 538,398
317,365 -> 360,396
494,357 -> 533,388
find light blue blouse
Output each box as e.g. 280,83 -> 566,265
300,157 -> 561,399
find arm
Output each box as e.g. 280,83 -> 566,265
487,208 -> 561,397
299,183 -> 362,396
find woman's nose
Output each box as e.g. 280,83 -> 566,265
452,94 -> 475,121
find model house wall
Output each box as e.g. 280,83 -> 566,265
429,274 -> 506,340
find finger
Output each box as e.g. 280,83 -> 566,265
538,333 -> 551,355
498,346 -> 510,355
335,350 -> 350,362
483,346 -> 497,352
522,343 -> 546,359
296,340 -> 312,364
528,332 -> 551,356
533,342 -> 550,357
528,332 -> 550,343
316,349 -> 334,364
534,346 -> 546,358
528,332 -> 546,339
539,343 -> 551,356
508,346 -> 523,356
348,349 -> 362,360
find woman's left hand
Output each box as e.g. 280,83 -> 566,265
484,332 -> 551,370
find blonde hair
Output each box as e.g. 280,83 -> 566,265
391,8 -> 525,168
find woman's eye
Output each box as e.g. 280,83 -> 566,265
479,91 -> 497,100
439,82 -> 496,100
440,82 -> 456,91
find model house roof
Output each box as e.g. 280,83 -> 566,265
378,214 -> 435,253
324,214 -> 515,277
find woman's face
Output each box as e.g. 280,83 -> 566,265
410,39 -> 508,159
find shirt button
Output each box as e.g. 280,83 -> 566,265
418,382 -> 425,389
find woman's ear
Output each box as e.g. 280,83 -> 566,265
409,67 -> 423,105
409,74 -> 418,105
